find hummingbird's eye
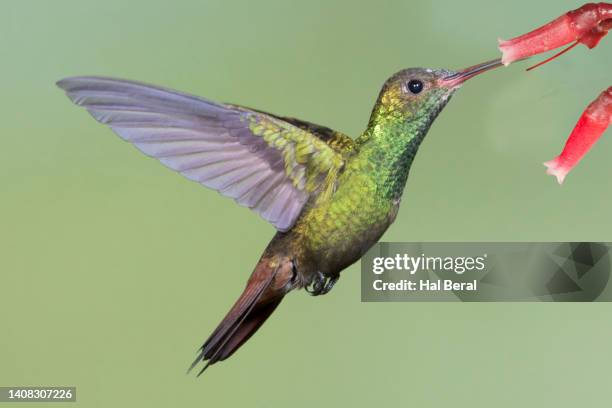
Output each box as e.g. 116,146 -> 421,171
406,79 -> 423,95
406,79 -> 424,94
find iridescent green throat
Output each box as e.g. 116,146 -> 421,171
355,109 -> 439,202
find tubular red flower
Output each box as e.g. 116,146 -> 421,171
544,87 -> 612,184
499,2 -> 612,66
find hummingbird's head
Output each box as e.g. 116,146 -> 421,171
369,59 -> 502,128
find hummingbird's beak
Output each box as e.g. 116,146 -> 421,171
438,58 -> 504,89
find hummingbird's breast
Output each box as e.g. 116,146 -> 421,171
290,157 -> 400,277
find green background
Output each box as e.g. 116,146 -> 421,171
2,0 -> 611,406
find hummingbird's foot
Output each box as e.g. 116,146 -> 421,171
305,272 -> 339,296
321,274 -> 339,294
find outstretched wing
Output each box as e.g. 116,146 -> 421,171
227,105 -> 356,155
57,77 -> 345,231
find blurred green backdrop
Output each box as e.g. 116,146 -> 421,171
1,0 -> 611,407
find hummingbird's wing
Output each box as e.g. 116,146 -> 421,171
227,105 -> 356,155
57,77 -> 345,231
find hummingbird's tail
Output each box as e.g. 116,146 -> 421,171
189,255 -> 294,375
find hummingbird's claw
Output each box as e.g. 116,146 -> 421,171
322,275 -> 339,294
306,271 -> 339,296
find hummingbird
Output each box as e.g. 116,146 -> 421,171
57,58 -> 502,375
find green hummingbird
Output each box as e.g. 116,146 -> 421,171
57,58 -> 502,374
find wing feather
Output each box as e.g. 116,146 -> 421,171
57,76 -> 344,231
